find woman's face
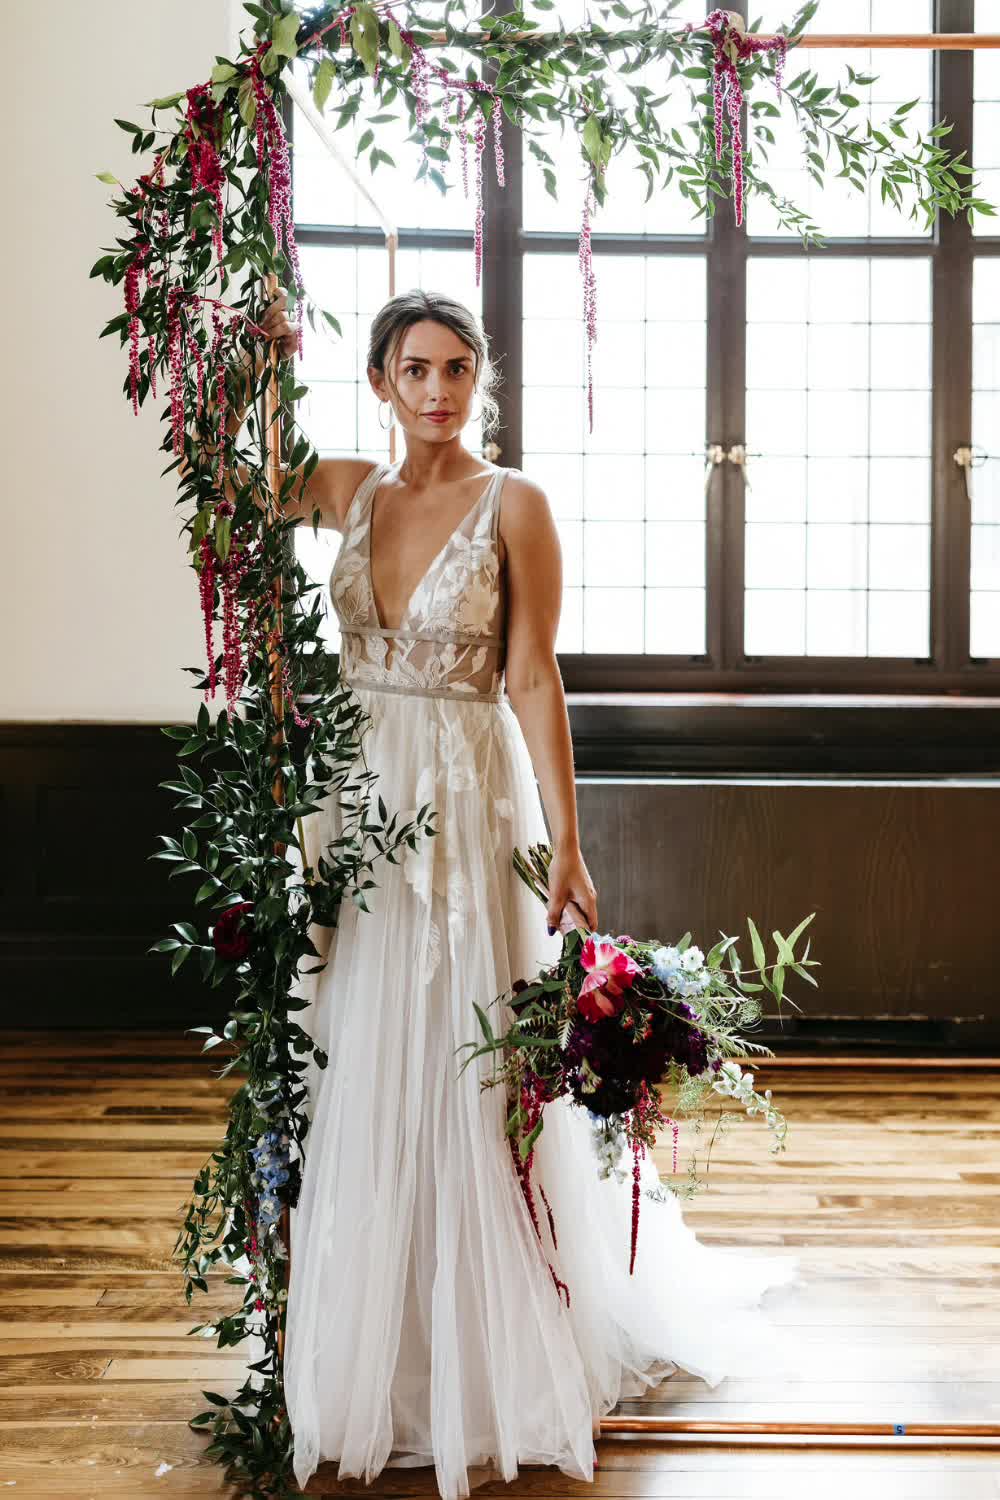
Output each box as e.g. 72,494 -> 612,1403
372,319 -> 478,441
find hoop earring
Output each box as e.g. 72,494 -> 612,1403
469,399 -> 483,424
377,399 -> 396,431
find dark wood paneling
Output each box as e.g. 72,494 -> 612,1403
576,777 -> 1000,1051
567,696 -> 1000,774
2,720 -> 999,1045
0,725 -> 219,1028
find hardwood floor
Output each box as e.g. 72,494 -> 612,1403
0,1033 -> 998,1496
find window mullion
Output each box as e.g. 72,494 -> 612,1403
482,58 -> 524,466
707,0 -> 749,675
933,0 -> 974,671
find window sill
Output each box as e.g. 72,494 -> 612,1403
563,692 -> 1000,776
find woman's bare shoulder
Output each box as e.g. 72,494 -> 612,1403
498,468 -> 554,523
301,455 -> 385,533
495,469 -> 557,569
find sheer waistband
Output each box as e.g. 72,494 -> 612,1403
342,677 -> 507,705
343,622 -> 504,647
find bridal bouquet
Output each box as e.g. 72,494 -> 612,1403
459,844 -> 818,1282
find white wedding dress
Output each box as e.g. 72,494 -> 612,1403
283,460 -> 803,1498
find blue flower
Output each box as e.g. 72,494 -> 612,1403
257,1194 -> 281,1229
249,1126 -> 292,1229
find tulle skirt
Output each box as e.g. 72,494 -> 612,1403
283,685 -> 802,1498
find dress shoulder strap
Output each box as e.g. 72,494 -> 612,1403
491,466 -> 511,543
345,459 -> 389,528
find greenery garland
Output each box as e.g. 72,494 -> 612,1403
92,2 -> 985,1493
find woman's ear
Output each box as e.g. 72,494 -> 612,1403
367,369 -> 384,401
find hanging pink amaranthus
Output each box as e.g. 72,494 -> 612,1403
198,533 -> 219,702
159,279 -> 266,450
579,182 -> 598,434
629,1133 -> 644,1275
166,286 -> 193,455
124,241 -> 149,415
250,46 -> 305,356
624,1079 -> 670,1275
183,82 -> 227,278
209,305 -> 229,483
704,10 -> 787,226
383,9 -> 504,288
509,1069 -> 570,1308
473,108 -> 487,286
219,519 -> 254,718
456,94 -> 470,199
186,323 -> 206,419
199,504 -> 269,718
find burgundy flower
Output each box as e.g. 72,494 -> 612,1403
212,901 -> 254,960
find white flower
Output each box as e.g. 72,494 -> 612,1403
651,945 -> 684,982
680,945 -> 705,973
588,1112 -> 629,1183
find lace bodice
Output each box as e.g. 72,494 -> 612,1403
330,460 -> 510,703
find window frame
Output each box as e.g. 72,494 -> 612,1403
290,0 -> 1000,697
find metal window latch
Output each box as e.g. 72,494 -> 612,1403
705,442 -> 751,495
953,445 -> 987,502
704,443 -> 726,495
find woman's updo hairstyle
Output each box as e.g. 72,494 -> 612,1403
366,289 -> 502,441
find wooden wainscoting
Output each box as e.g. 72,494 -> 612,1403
575,775 -> 1000,1052
2,712 -> 999,1046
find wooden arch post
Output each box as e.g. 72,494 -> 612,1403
260,270 -> 291,1367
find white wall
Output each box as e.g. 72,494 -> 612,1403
1,2 -> 246,722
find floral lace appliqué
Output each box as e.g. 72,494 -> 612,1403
330,463 -> 509,702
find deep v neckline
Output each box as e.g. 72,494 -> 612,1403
366,463 -> 498,633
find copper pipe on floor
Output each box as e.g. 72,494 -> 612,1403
598,1417 -> 1000,1438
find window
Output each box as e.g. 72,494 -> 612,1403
290,0 -> 1000,693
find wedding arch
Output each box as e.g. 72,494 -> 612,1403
95,2 -> 985,1491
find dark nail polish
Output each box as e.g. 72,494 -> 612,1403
547,924 -> 555,935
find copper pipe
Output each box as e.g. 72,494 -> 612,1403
782,32 -> 999,48
736,1054 -> 1000,1069
415,27 -> 1000,49
598,1418 -> 1000,1438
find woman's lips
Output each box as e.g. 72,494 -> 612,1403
424,411 -> 453,422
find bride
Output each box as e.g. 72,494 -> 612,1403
234,287 -> 801,1498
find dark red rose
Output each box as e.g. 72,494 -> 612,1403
510,978 -> 533,1015
212,901 -> 254,961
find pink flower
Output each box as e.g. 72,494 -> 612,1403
577,936 -> 642,1021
